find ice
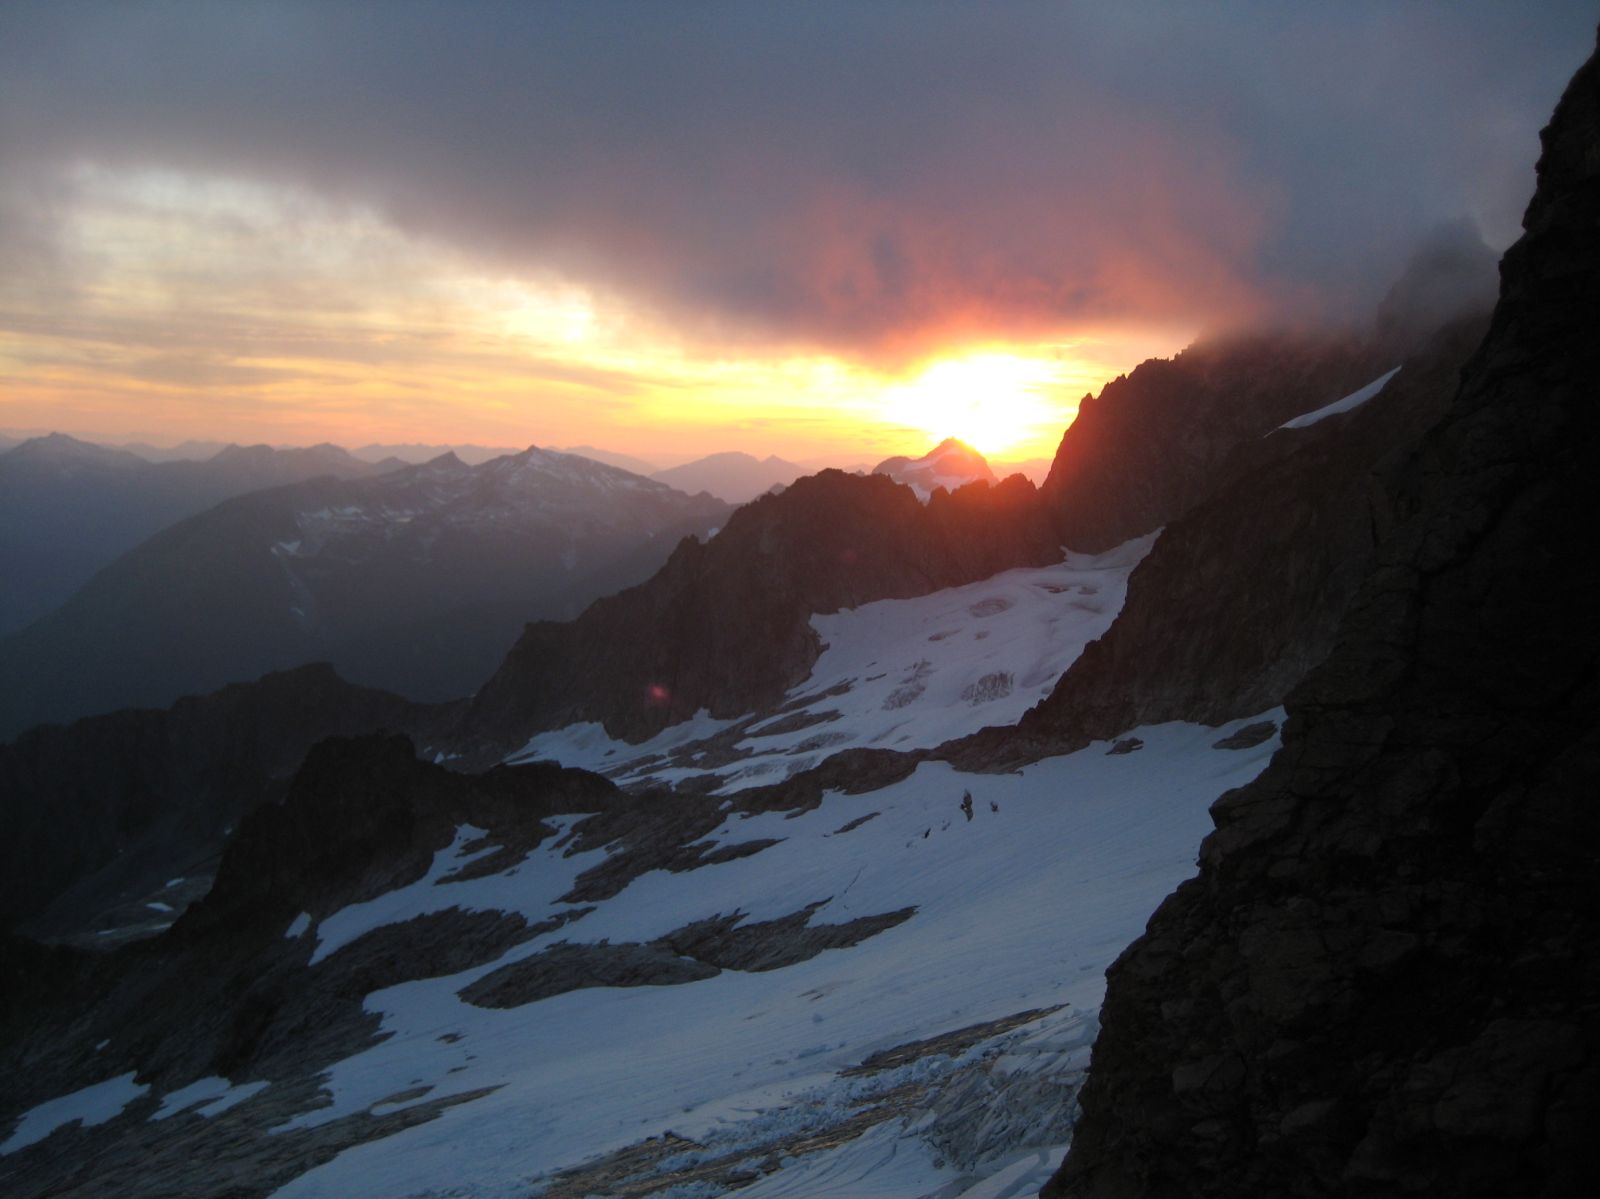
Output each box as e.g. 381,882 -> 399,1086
269,712 -> 1282,1198
285,911 -> 312,939
1,1072 -> 148,1155
1275,366 -> 1402,431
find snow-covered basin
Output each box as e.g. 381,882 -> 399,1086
511,532 -> 1159,790
267,713 -> 1282,1199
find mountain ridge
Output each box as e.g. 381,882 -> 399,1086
1046,29 -> 1600,1197
0,447 -> 730,739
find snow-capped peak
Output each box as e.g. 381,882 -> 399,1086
873,438 -> 998,501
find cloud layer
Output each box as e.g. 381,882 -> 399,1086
2,1 -> 1594,364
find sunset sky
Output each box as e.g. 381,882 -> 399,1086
1,2 -> 1593,466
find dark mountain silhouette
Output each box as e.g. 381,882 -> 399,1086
0,664 -> 456,938
950,312 -> 1489,771
1039,334 -> 1388,553
0,448 -> 730,739
0,434 -> 386,635
1048,32 -> 1600,1198
1374,217 -> 1500,352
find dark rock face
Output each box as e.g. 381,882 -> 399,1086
1040,332 -> 1386,553
0,664 -> 458,937
465,468 -> 1060,754
0,737 -> 631,1198
1048,34 -> 1600,1199
1,738 -> 619,1102
960,314 -> 1484,768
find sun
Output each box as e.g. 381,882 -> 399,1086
880,353 -> 1065,458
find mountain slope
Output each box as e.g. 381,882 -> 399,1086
0,448 -> 730,739
1048,32 -> 1600,1198
1040,334 -> 1386,553
0,664 -> 457,938
0,710 -> 1283,1199
948,313 -> 1488,771
0,435 -> 385,635
463,468 -> 1061,756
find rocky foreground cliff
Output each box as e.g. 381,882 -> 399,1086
1047,32 -> 1600,1199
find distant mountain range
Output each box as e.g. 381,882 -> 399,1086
0,435 -> 390,635
0,447 -> 730,740
649,451 -> 809,502
347,442 -> 662,473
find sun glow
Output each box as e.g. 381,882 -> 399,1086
0,163 -> 1193,464
879,353 -> 1069,458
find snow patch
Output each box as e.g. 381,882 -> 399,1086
519,534 -> 1157,793
1,1073 -> 148,1155
1275,366 -> 1401,431
151,1076 -> 268,1121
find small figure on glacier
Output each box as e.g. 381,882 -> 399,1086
960,791 -> 974,822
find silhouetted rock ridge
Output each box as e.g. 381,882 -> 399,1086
1048,33 -> 1600,1199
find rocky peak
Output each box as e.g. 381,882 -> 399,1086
1039,330 -> 1386,553
1374,217 -> 1500,352
1047,30 -> 1600,1198
873,437 -> 999,499
7,432 -> 146,470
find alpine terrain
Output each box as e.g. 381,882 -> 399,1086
2,29 -> 1596,1199
0,448 -> 731,739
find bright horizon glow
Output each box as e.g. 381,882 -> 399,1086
0,164 -> 1192,468
880,353 -> 1071,458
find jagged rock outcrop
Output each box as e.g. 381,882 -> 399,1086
1040,333 -> 1387,553
0,737 -> 630,1198
0,733 -> 926,1198
464,468 -> 1060,755
1048,33 -> 1600,1199
949,313 -> 1486,768
0,665 -> 458,938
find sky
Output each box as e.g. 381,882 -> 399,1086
0,2 -> 1594,466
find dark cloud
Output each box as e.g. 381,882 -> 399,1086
1,1 -> 1594,360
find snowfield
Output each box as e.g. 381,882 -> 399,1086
511,534 -> 1159,791
3,536 -> 1281,1199
259,713 -> 1281,1198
